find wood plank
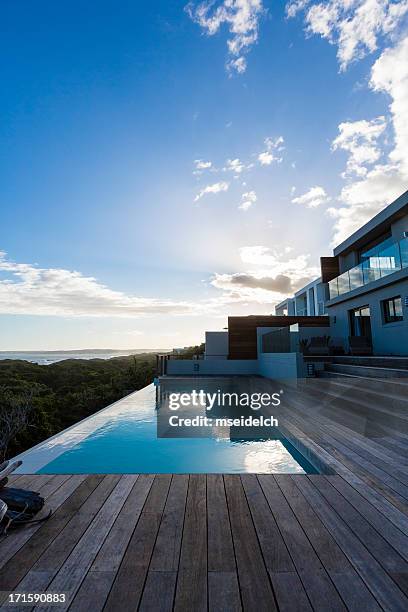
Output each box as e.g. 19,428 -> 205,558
34,474 -> 73,499
208,571 -> 242,612
270,571 -> 312,612
0,475 -> 87,568
34,474 -> 137,612
294,475 -> 408,611
207,474 -> 241,612
139,571 -> 177,612
207,474 -> 236,572
149,474 -> 188,572
0,475 -> 104,591
241,474 -> 311,611
309,475 -> 408,596
12,475 -> 121,595
279,413 -> 408,535
69,474 -> 154,612
258,474 -> 346,611
223,474 -> 277,612
104,474 -> 172,611
326,475 -> 408,562
276,475 -> 382,610
174,474 -> 207,612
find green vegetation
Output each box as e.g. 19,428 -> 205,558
173,343 -> 205,358
0,354 -> 157,461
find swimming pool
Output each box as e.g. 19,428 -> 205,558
15,381 -> 319,474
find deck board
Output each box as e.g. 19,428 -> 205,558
1,384 -> 408,610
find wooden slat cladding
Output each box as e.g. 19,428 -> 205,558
321,256 -> 340,283
228,315 -> 330,360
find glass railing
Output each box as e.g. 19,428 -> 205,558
329,236 -> 408,299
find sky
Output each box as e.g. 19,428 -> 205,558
1,0 -> 407,350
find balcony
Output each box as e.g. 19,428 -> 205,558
328,236 -> 408,300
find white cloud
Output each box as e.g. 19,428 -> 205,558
287,0 -> 408,70
332,116 -> 387,176
194,159 -> 213,172
258,135 -> 284,165
330,35 -> 408,244
239,245 -> 320,278
194,180 -> 230,201
185,0 -> 265,74
286,0 -> 310,18
292,186 -> 331,208
0,252 -> 199,318
371,34 -> 408,175
211,245 -> 320,302
238,190 -> 257,210
225,158 -> 246,173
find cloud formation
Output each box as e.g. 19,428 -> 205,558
329,35 -> 408,244
258,136 -> 284,165
185,0 -> 265,74
211,246 -> 319,302
194,159 -> 213,174
194,181 -> 230,201
238,190 -> 257,210
332,116 -> 387,177
292,186 -> 331,208
286,0 -> 408,70
0,251 -> 198,318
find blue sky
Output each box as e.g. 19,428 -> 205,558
1,0 -> 407,349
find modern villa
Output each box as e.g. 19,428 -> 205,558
275,276 -> 327,317
277,189 -> 408,356
159,189 -> 408,379
322,189 -> 408,356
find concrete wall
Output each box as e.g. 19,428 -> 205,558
166,359 -> 258,376
258,352 -> 305,379
205,331 -> 229,360
328,277 -> 408,355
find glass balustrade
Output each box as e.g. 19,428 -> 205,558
328,236 -> 408,300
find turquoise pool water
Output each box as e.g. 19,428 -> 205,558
28,382 -> 318,474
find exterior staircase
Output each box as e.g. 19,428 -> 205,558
318,356 -> 408,380
297,356 -> 408,437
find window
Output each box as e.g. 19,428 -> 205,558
382,296 -> 403,324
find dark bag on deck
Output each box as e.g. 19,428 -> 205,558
0,487 -> 51,535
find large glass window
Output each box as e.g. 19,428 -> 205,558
382,296 -> 404,324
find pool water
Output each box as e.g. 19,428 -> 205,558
18,382 -> 318,474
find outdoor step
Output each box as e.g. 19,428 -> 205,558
317,369 -> 408,394
318,369 -> 408,394
326,362 -> 408,379
295,382 -> 408,436
302,375 -> 408,415
298,379 -> 408,422
331,356 -> 408,370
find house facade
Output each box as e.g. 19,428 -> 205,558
321,190 -> 408,356
275,278 -> 328,317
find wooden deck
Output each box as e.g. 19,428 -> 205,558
1,385 -> 408,610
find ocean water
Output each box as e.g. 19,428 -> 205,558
0,350 -> 159,365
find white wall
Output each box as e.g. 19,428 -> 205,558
205,331 -> 229,360
258,352 -> 302,379
166,359 -> 258,376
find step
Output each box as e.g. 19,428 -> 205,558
318,369 -> 408,394
326,363 -> 408,379
295,381 -> 408,435
303,375 -> 408,414
331,356 -> 408,370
